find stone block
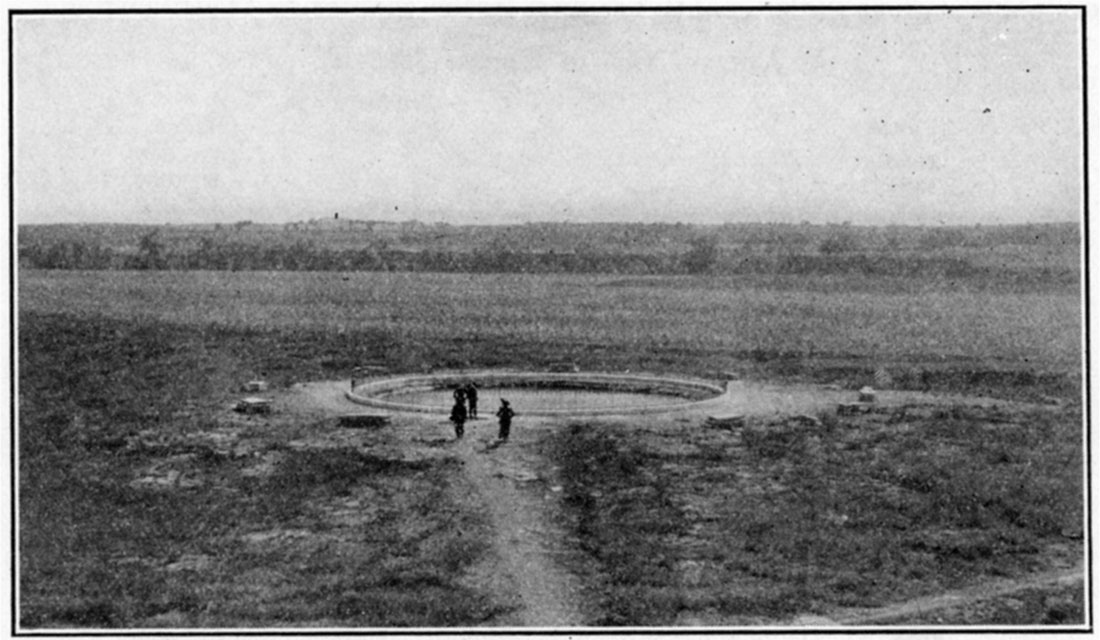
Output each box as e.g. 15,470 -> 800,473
338,413 -> 391,428
235,397 -> 272,415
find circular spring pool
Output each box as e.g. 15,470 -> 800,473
382,388 -> 692,413
347,372 -> 727,417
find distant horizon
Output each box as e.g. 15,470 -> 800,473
14,10 -> 1084,227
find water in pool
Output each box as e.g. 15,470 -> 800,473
383,388 -> 693,412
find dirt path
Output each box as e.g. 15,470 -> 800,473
288,381 -> 586,627
451,425 -> 587,627
791,563 -> 1086,626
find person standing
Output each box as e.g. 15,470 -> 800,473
450,400 -> 467,440
496,399 -> 515,442
466,382 -> 479,419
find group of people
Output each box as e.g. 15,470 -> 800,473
452,382 -> 479,419
450,382 -> 514,442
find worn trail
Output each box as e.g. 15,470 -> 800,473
832,564 -> 1085,626
451,422 -> 587,627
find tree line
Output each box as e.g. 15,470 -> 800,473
19,234 -> 708,274
17,230 -> 1078,287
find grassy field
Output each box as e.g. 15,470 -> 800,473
18,313 -> 508,628
545,405 -> 1083,625
17,267 -> 1085,627
19,270 -> 1081,370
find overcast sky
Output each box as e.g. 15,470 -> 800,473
14,9 -> 1084,226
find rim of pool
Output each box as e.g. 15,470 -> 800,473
346,371 -> 731,417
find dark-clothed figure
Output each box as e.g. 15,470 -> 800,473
466,383 -> 479,419
496,399 -> 515,441
450,401 -> 467,439
453,386 -> 467,410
